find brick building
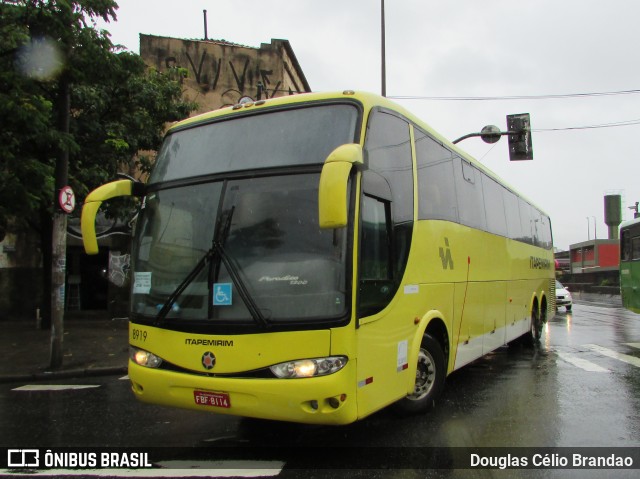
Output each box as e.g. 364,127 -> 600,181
139,34 -> 311,113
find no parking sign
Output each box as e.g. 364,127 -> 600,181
58,186 -> 75,214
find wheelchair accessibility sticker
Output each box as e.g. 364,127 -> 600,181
213,283 -> 233,306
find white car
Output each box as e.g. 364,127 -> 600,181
555,280 -> 572,312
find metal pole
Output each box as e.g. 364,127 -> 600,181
586,217 -> 590,240
203,10 -> 208,41
381,0 -> 386,97
453,130 -> 515,145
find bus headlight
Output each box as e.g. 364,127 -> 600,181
270,356 -> 347,378
130,347 -> 163,368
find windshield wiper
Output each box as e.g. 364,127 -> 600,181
155,248 -> 214,324
154,243 -> 270,329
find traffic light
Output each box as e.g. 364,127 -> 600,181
506,113 -> 533,161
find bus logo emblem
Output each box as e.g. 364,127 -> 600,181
202,351 -> 216,370
439,238 -> 454,270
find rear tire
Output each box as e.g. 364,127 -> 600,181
393,333 -> 446,415
525,303 -> 542,345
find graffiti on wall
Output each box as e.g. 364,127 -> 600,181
163,50 -> 298,106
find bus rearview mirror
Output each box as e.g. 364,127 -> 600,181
318,144 -> 363,229
81,179 -> 134,255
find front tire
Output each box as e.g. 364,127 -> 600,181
394,333 -> 446,415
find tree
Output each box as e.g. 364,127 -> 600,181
1,0 -> 195,219
0,1 -> 196,350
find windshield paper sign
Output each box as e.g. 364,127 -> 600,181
133,272 -> 152,294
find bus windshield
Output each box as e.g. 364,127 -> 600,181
131,104 -> 358,327
149,104 -> 358,183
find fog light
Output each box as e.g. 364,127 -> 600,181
328,397 -> 340,409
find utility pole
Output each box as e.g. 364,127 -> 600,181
50,74 -> 71,369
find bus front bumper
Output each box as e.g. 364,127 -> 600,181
128,360 -> 359,425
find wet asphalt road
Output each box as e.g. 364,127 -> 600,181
0,301 -> 639,478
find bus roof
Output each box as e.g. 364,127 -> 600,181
621,216 -> 640,230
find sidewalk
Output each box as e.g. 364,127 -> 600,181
0,318 -> 129,383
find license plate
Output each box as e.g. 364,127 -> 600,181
194,390 -> 231,408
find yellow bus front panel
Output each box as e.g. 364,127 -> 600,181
129,360 -> 359,425
130,323 -> 333,374
128,323 -> 358,424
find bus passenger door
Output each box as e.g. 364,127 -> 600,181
355,110 -> 416,418
355,178 -> 411,417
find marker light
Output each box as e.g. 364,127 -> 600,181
270,356 -> 347,379
130,347 -> 163,368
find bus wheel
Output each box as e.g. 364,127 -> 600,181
394,334 -> 445,415
527,304 -> 542,345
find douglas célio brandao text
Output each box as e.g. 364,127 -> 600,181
470,452 -> 634,469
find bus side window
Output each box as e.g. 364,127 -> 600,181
633,236 -> 640,261
415,128 -> 457,222
454,157 -> 487,231
365,109 -> 414,224
361,194 -> 391,280
359,193 -> 394,317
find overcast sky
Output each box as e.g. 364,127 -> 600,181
97,0 -> 640,250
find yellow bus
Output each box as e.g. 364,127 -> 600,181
82,91 -> 555,425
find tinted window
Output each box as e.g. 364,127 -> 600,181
360,195 -> 391,280
519,199 -> 535,245
358,194 -> 396,317
131,174 -> 349,322
539,213 -> 553,250
621,230 -> 631,261
150,104 -> 358,183
504,189 -> 523,240
482,174 -> 508,237
415,129 -> 458,222
633,237 -> 640,260
454,157 -> 486,230
621,223 -> 640,261
365,110 -> 414,223
360,111 -> 414,316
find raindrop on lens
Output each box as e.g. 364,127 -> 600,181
17,36 -> 64,81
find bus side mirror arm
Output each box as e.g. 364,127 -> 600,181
318,144 -> 363,229
81,179 -> 143,255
